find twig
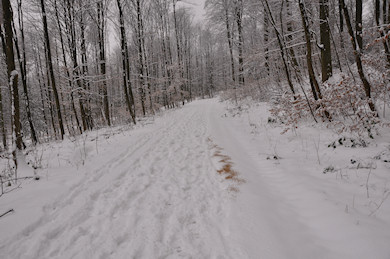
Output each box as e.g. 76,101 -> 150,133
0,209 -> 14,218
369,192 -> 390,216
313,135 -> 321,165
366,168 -> 372,198
1,176 -> 34,184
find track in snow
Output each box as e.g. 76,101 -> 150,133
2,98 -> 353,259
1,100 -> 234,259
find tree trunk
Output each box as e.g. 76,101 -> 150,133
286,0 -> 300,72
173,0 -> 185,105
40,0 -> 65,139
320,0 -> 332,82
97,0 -> 110,126
0,24 -> 8,148
262,0 -> 296,95
225,0 -> 236,83
2,0 -> 23,149
263,7 -> 270,77
234,0 -> 245,86
299,0 -> 322,100
341,0 -> 377,113
117,0 -> 136,124
15,0 -> 37,144
135,0 -> 146,115
356,0 -> 363,51
376,0 -> 390,66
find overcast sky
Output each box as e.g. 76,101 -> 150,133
177,0 -> 207,22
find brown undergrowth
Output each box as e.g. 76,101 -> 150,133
207,138 -> 246,191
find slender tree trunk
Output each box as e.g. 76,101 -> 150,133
117,0 -> 136,124
224,1 -> 236,83
80,4 -> 93,130
299,0 -> 322,100
40,0 -> 65,139
320,0 -> 333,82
262,0 -> 296,95
34,44 -> 49,138
173,0 -> 185,105
97,0 -> 110,126
15,0 -> 37,144
2,0 -> 23,150
263,8 -> 270,77
341,0 -> 377,112
376,0 -> 390,66
356,0 -> 363,51
135,0 -> 146,115
234,0 -> 245,86
0,24 -> 8,148
286,0 -> 300,72
55,0 -> 82,134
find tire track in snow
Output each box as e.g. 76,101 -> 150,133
1,102 -> 234,259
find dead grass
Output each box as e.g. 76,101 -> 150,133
228,186 -> 240,193
208,137 -> 246,184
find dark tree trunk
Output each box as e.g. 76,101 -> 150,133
117,0 -> 136,124
0,21 -> 8,148
320,0 -> 333,82
376,0 -> 390,66
225,1 -> 236,83
234,0 -> 245,86
2,0 -> 23,149
262,0 -> 296,95
15,0 -> 37,144
341,0 -> 377,113
97,0 -> 110,126
299,0 -> 322,100
286,0 -> 300,72
40,0 -> 65,139
173,0 -> 185,105
356,0 -> 363,51
263,7 -> 270,76
135,0 -> 146,115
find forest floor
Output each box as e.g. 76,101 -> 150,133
0,98 -> 389,258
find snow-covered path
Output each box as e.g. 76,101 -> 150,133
1,99 -> 389,259
1,100 -> 234,258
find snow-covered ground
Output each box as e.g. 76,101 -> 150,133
0,98 -> 389,258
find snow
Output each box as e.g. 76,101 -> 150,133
0,98 -> 390,258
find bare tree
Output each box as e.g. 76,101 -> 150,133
340,0 -> 377,113
117,0 -> 136,123
320,0 -> 332,82
40,0 -> 65,139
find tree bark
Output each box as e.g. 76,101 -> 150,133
299,0 -> 322,100
117,0 -> 136,124
234,0 -> 245,86
40,0 -> 65,139
262,0 -> 296,95
341,0 -> 377,112
15,0 -> 37,144
320,0 -> 332,82
225,0 -> 236,83
356,0 -> 363,51
376,0 -> 390,66
0,26 -> 7,148
97,0 -> 110,126
2,0 -> 23,149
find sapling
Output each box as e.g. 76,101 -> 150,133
313,134 -> 321,165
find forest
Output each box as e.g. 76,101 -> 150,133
1,0 -> 390,258
0,0 -> 389,160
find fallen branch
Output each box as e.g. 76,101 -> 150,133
1,176 -> 34,184
0,209 -> 14,218
370,192 -> 390,216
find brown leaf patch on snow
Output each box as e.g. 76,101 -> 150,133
207,138 -> 246,185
